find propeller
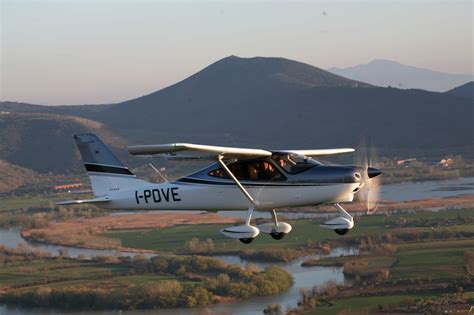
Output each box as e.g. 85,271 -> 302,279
355,138 -> 382,215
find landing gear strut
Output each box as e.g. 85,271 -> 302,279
238,207 -> 258,244
270,209 -> 286,240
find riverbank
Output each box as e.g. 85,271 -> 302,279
20,212 -> 239,251
0,249 -> 293,310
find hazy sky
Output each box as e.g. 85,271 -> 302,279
1,0 -> 472,105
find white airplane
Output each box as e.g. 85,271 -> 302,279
58,134 -> 382,244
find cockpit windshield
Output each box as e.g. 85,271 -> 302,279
271,154 -> 321,174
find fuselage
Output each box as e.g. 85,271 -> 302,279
101,161 -> 363,211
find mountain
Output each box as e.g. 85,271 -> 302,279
95,55 -> 372,141
95,56 -> 473,154
445,81 -> 474,100
0,55 -> 473,173
328,59 -> 474,92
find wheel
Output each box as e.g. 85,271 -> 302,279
270,232 -> 286,240
334,228 -> 349,235
239,238 -> 254,244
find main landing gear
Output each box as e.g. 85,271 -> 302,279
320,203 -> 354,235
219,207 -> 293,244
257,209 -> 292,241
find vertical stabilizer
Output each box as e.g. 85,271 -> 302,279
74,134 -> 147,196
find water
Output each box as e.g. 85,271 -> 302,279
0,227 -> 153,259
380,177 -> 474,201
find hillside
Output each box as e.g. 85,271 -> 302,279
0,112 -> 127,173
0,160 -> 44,193
328,59 -> 474,92
0,101 -> 109,116
445,81 -> 474,100
0,56 -> 473,173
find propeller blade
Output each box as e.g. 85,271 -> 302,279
354,138 -> 382,215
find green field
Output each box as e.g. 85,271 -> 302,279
0,195 -> 60,212
311,294 -> 435,315
0,259 -> 128,288
104,217 -> 392,252
308,237 -> 473,282
104,209 -> 474,253
389,239 -> 473,281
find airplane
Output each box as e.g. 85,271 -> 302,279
57,133 -> 382,244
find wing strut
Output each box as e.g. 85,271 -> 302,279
217,155 -> 258,207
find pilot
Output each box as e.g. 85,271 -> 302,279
278,158 -> 286,168
277,156 -> 289,170
248,163 -> 259,180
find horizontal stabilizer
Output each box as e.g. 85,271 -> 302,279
55,196 -> 111,205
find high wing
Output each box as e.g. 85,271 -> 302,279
128,143 -> 354,159
128,143 -> 272,159
275,148 -> 355,157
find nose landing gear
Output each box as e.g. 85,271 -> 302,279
320,204 -> 354,235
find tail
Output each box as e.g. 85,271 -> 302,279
74,133 -> 148,196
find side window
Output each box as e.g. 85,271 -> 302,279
208,168 -> 226,178
208,161 -> 285,181
246,161 -> 285,181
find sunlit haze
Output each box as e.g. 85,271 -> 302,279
1,0 -> 472,105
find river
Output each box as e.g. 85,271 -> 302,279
1,177 -> 473,314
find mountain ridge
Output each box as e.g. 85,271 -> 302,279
445,81 -> 474,100
328,59 -> 473,92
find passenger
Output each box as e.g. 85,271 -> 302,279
261,162 -> 277,180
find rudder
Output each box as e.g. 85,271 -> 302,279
74,134 -> 147,196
